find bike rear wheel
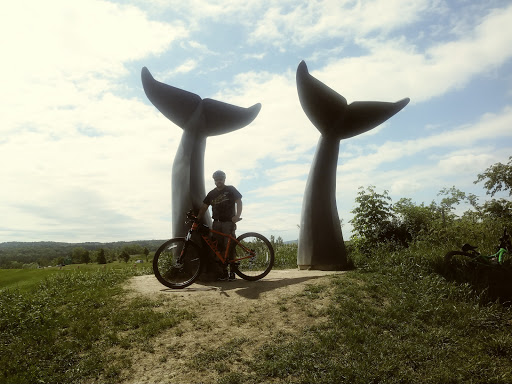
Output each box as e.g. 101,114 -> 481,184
153,238 -> 202,289
232,232 -> 274,281
444,251 -> 478,265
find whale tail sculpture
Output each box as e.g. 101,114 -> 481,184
141,67 -> 261,238
296,60 -> 409,270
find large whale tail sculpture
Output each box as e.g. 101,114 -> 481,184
296,60 -> 409,270
141,67 -> 261,237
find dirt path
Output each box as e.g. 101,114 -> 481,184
123,269 -> 344,383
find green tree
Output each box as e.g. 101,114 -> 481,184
81,250 -> 90,264
474,156 -> 512,197
120,251 -> 130,263
143,247 -> 150,262
97,249 -> 107,264
350,186 -> 394,244
71,247 -> 89,264
481,198 -> 512,220
392,198 -> 434,239
53,256 -> 65,266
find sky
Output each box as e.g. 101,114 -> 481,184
1,0 -> 512,243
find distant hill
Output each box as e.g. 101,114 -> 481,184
0,240 -> 166,265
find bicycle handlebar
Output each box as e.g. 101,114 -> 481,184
185,209 -> 242,225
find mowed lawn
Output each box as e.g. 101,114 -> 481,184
0,262 -> 149,292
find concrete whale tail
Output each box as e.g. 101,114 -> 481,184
296,60 -> 410,139
141,67 -> 261,135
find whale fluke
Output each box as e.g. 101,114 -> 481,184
202,99 -> 261,136
296,60 -> 410,270
141,67 -> 201,128
141,67 -> 261,136
141,66 -> 262,239
296,60 -> 410,139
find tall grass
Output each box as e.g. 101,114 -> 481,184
273,243 -> 299,269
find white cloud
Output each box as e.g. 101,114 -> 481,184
337,106 -> 512,174
1,0 -> 187,134
249,0 -> 436,47
315,4 -> 512,102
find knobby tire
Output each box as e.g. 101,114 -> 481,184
153,238 -> 202,289
233,232 -> 274,281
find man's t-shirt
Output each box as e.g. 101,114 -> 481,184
203,186 -> 242,222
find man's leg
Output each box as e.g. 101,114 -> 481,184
221,222 -> 236,280
212,221 -> 228,280
213,221 -> 236,280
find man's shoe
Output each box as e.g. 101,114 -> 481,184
217,271 -> 229,281
228,271 -> 236,281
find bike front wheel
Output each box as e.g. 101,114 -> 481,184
153,238 -> 202,289
233,232 -> 274,281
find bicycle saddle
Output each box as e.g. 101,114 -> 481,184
461,243 -> 478,252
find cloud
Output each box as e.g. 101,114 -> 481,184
249,0 -> 436,47
315,4 -> 512,102
159,59 -> 200,78
1,0 -> 187,134
337,106 -> 512,174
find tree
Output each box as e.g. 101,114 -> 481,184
71,247 -> 89,264
474,156 -> 512,197
97,249 -> 107,264
481,198 -> 512,220
350,186 -> 394,244
392,198 -> 433,239
120,251 -> 130,263
143,247 -> 150,262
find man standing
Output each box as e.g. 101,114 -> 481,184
197,170 -> 242,280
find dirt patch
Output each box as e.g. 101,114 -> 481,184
122,269 -> 344,383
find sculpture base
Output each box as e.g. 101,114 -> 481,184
298,264 -> 344,271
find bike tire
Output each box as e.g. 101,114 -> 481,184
153,238 -> 202,289
232,232 -> 274,281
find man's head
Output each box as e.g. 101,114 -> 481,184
212,170 -> 226,189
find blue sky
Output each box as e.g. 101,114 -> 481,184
1,0 -> 511,243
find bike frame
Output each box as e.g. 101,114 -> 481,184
188,222 -> 255,264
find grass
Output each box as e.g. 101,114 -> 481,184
241,244 -> 512,384
3,232 -> 512,383
0,266 -> 192,384
0,261 -> 149,292
249,271 -> 512,383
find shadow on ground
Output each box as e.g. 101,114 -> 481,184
156,271 -> 341,300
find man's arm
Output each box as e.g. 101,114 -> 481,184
232,199 -> 242,223
197,203 -> 209,222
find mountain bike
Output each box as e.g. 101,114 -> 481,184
444,228 -> 511,266
153,211 -> 275,289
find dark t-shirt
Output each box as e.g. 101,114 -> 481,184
203,186 -> 242,222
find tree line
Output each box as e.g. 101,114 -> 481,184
0,240 -> 164,269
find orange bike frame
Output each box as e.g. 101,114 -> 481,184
191,222 -> 254,264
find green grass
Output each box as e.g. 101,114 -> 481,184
249,271 -> 512,383
0,266 -> 191,384
0,261 -> 150,292
273,243 -> 298,269
0,268 -> 65,292
240,243 -> 512,384
3,231 -> 512,383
